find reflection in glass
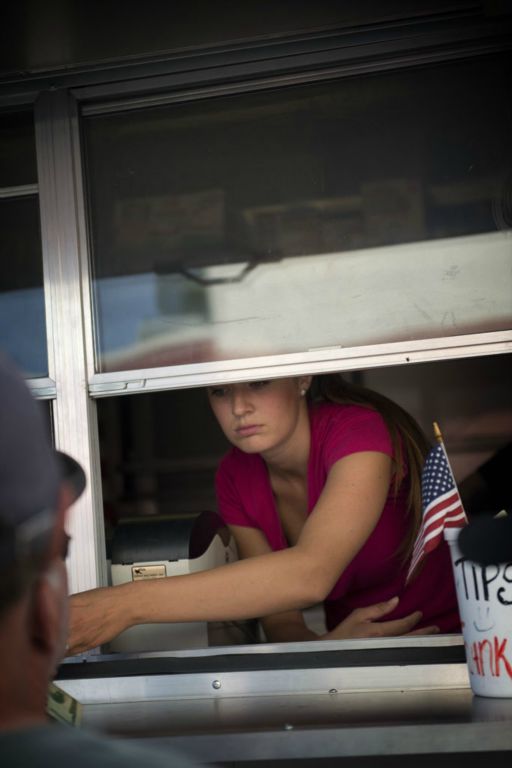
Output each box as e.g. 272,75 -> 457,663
84,54 -> 512,373
0,196 -> 48,377
0,110 -> 38,188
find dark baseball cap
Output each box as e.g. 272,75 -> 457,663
0,353 -> 86,566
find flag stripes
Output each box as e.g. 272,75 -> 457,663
406,437 -> 467,582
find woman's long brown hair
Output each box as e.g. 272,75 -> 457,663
310,373 -> 431,562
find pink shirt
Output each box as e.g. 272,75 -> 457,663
215,402 -> 460,633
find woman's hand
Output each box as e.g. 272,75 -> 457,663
67,585 -> 130,656
320,596 -> 439,641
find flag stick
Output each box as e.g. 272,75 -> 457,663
433,421 -> 443,444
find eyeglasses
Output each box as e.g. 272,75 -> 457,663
6,515 -> 72,567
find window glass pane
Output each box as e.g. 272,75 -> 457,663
0,110 -> 38,187
84,54 -> 512,373
0,196 -> 48,377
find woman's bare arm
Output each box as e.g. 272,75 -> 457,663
227,516 -> 436,644
228,524 -> 319,642
68,452 -> 396,654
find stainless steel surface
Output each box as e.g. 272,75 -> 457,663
58,637 -> 512,762
78,687 -> 512,761
60,630 -> 466,695
58,663 -> 470,705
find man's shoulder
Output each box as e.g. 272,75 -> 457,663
0,724 -> 198,768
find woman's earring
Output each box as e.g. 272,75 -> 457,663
300,389 -> 307,397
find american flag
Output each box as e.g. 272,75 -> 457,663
406,441 -> 467,582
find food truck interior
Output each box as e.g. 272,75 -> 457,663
1,1 -> 511,764
94,355 -> 512,652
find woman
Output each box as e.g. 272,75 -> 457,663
68,375 -> 459,654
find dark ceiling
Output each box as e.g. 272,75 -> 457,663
0,1 -> 487,81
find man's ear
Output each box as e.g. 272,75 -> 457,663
45,484 -> 73,561
28,482 -> 72,667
